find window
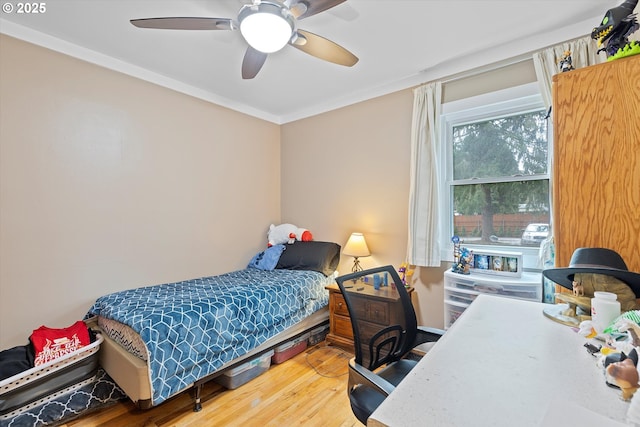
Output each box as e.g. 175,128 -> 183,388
440,84 -> 550,262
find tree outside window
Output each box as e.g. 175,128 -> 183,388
450,109 -> 550,247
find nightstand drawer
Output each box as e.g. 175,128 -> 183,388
366,300 -> 389,324
349,296 -> 390,324
333,314 -> 354,339
325,282 -> 413,350
332,293 -> 350,317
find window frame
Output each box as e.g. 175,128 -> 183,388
438,83 -> 550,270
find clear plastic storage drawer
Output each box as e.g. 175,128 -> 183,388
443,270 -> 542,328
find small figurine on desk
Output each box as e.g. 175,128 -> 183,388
611,315 -> 640,347
398,262 -> 414,287
558,50 -> 575,72
605,348 -> 640,400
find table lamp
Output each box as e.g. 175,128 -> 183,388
343,232 -> 371,272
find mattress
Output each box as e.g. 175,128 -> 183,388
87,268 -> 333,406
98,316 -> 148,361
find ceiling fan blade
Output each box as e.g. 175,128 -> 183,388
242,47 -> 268,79
130,17 -> 235,31
292,29 -> 358,67
289,0 -> 346,20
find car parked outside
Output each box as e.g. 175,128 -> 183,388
521,223 -> 549,245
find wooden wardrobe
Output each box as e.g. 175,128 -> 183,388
552,55 -> 640,272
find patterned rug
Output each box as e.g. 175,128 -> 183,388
0,369 -> 126,427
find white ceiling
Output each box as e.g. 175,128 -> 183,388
0,0 -> 621,124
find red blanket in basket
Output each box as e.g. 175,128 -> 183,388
31,321 -> 90,366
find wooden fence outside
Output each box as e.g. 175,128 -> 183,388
454,213 -> 549,237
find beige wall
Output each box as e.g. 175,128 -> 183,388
280,90 -> 446,326
0,35 -> 281,348
281,90 -> 450,327
0,33 -> 537,348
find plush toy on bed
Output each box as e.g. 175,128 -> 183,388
267,223 -> 313,247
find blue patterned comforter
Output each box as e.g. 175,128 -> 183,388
86,268 -> 331,405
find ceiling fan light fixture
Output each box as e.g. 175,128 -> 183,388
239,2 -> 295,54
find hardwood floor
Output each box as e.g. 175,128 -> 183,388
63,343 -> 361,427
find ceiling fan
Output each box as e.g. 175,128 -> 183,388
130,0 -> 359,79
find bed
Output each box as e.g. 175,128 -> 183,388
85,241 -> 340,410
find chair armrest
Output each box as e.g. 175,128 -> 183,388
348,358 -> 395,396
412,326 -> 445,347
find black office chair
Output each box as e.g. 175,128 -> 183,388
336,265 -> 445,425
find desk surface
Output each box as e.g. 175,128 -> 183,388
368,294 -> 630,427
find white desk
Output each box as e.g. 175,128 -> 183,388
368,294 -> 631,426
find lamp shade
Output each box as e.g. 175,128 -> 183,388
239,2 -> 294,53
343,233 -> 371,258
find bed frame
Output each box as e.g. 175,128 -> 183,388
90,307 -> 329,411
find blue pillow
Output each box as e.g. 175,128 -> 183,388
248,244 -> 286,270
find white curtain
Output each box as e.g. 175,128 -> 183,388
407,82 -> 442,267
532,35 -> 604,110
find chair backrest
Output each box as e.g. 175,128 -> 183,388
336,265 -> 418,371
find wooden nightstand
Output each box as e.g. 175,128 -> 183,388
325,282 -> 414,350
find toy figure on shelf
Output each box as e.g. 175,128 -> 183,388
452,236 -> 461,263
558,50 -> 575,72
591,0 -> 640,60
572,279 -> 584,297
451,236 -> 472,274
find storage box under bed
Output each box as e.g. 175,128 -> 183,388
0,334 -> 103,417
307,324 -> 329,346
214,349 -> 274,390
271,333 -> 309,364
